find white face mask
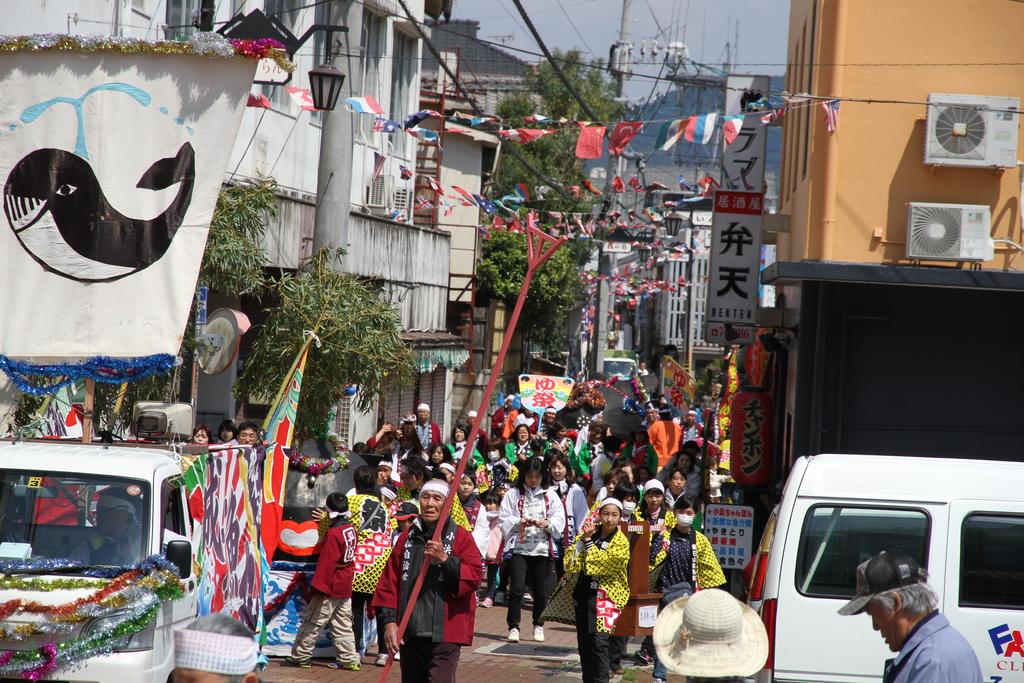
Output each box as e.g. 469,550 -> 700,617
676,513 -> 695,527
623,501 -> 637,514
486,510 -> 499,519
488,451 -> 501,461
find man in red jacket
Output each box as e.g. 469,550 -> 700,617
374,478 -> 483,682
289,492 -> 360,670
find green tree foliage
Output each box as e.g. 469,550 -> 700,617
476,229 -> 581,354
493,49 -> 622,213
200,180 -> 277,296
234,248 -> 414,438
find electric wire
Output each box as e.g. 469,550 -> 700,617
554,0 -> 598,58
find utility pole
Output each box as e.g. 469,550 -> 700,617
592,0 -> 635,377
312,0 -> 361,267
198,0 -> 215,31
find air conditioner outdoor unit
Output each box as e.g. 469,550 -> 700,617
924,93 -> 1019,168
906,202 -> 993,262
393,187 -> 412,211
366,175 -> 393,208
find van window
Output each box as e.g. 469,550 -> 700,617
961,514 -> 1024,609
796,506 -> 929,598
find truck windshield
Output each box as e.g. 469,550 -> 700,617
0,471 -> 149,567
604,360 -> 636,378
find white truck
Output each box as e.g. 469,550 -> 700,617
0,441 -> 198,682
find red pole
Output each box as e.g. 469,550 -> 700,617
379,222 -> 564,681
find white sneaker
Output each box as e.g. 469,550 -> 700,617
375,654 -> 389,667
507,627 -> 520,643
533,625 -> 545,642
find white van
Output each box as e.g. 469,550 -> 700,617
0,442 -> 198,682
747,453 -> 1024,683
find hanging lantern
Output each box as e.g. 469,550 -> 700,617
729,387 -> 774,486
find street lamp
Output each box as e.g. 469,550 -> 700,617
664,211 -> 686,238
309,59 -> 345,111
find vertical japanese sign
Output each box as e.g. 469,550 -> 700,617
707,191 -> 764,329
661,356 -> 695,410
518,374 -> 574,412
722,75 -> 769,192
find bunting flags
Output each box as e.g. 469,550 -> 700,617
524,114 -> 549,123
389,208 -> 406,221
261,339 -> 313,561
581,178 -> 603,196
416,196 -> 434,210
371,152 -> 386,182
722,114 -> 745,146
822,99 -> 840,133
684,113 -> 718,144
678,176 -> 697,192
609,121 -> 644,155
403,109 -> 441,128
655,117 -> 688,151
285,86 -> 316,112
451,185 -> 477,206
428,177 -> 447,195
473,194 -> 496,214
628,175 -> 643,191
246,93 -> 272,109
515,183 -> 531,202
407,128 -> 440,143
343,95 -> 384,115
575,124 -> 606,159
373,116 -> 400,133
500,128 -> 556,143
399,164 -> 413,180
611,176 -> 625,193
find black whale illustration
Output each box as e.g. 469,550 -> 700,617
3,142 -> 195,282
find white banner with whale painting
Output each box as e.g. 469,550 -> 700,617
0,50 -> 254,359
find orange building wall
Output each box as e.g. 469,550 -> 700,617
778,0 -> 1024,270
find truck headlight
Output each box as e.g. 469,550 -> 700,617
83,610 -> 155,652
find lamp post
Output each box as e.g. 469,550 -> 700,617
308,32 -> 345,111
664,210 -> 685,238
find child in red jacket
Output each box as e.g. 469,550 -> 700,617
288,492 -> 360,670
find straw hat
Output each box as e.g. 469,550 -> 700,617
653,589 -> 768,678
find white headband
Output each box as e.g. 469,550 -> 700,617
643,479 -> 665,494
439,462 -> 456,473
417,403 -> 430,412
174,629 -> 257,675
600,497 -> 624,512
420,480 -> 450,499
380,487 -> 397,500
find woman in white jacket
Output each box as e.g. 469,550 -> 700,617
499,456 -> 565,644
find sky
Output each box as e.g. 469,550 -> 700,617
450,0 -> 791,103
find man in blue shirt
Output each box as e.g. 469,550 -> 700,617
838,550 -> 982,683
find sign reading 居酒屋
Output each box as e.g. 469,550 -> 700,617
518,374 -> 574,413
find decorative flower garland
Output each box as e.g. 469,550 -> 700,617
0,33 -> 294,73
288,433 -> 350,487
566,382 -> 607,412
0,555 -> 182,680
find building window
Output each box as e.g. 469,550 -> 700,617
961,514 -> 1024,609
796,506 -> 929,598
389,31 -> 417,160
359,11 -> 386,143
165,0 -> 199,39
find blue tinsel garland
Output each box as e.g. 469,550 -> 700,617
0,354 -> 177,395
0,553 -> 179,577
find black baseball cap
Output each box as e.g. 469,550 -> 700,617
392,502 -> 419,521
837,551 -> 928,616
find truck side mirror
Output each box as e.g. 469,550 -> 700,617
165,539 -> 192,579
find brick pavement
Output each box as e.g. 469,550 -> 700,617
259,599 -> 683,682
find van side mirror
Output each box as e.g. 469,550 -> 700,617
165,539 -> 192,579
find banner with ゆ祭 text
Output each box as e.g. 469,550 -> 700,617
518,374 -> 574,413
0,49 -> 254,358
662,355 -> 695,410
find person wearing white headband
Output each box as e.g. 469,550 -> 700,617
373,477 -> 483,681
173,613 -> 258,682
559,497 -> 631,683
415,403 -> 441,451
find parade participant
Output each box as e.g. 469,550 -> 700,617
390,416 -> 425,480
289,493 -> 360,670
457,471 -> 482,527
504,423 -> 533,463
415,403 -> 442,450
649,496 -> 726,683
428,443 -> 452,469
347,466 -> 395,666
375,478 -> 483,682
438,462 -> 457,483
491,394 -> 518,441
173,614 -> 259,683
391,502 -> 419,540
838,551 -> 981,683
190,424 -> 211,445
465,409 -> 489,456
215,419 -> 238,444
642,402 -> 660,429
544,421 -> 575,462
681,409 -> 701,442
571,421 -> 606,486
647,408 -> 681,469
71,490 -> 141,566
518,407 -> 539,433
538,407 -> 559,438
606,482 -> 640,676
564,498 -> 630,683
473,491 -> 504,608
622,429 -> 657,474
633,479 -> 674,666
659,447 -> 703,502
591,435 -> 626,492
236,421 -> 260,446
664,467 -> 687,509
652,589 -> 768,683
548,453 -> 589,578
479,448 -> 517,492
368,420 -> 397,450
499,456 -> 566,643
398,456 -> 429,503
446,421 -> 483,466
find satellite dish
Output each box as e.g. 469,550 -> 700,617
197,308 -> 250,375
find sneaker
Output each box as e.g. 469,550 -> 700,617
394,651 -> 400,661
633,650 -> 654,666
328,661 -> 361,671
375,654 -> 389,667
653,678 -> 666,683
522,592 -> 533,604
481,597 -> 494,608
533,625 -> 545,642
286,656 -> 311,668
508,627 -> 520,643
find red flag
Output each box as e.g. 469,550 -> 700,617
246,93 -> 271,109
611,176 -> 625,193
575,124 -> 606,159
628,175 -> 642,191
609,121 -> 644,155
582,178 -> 603,196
